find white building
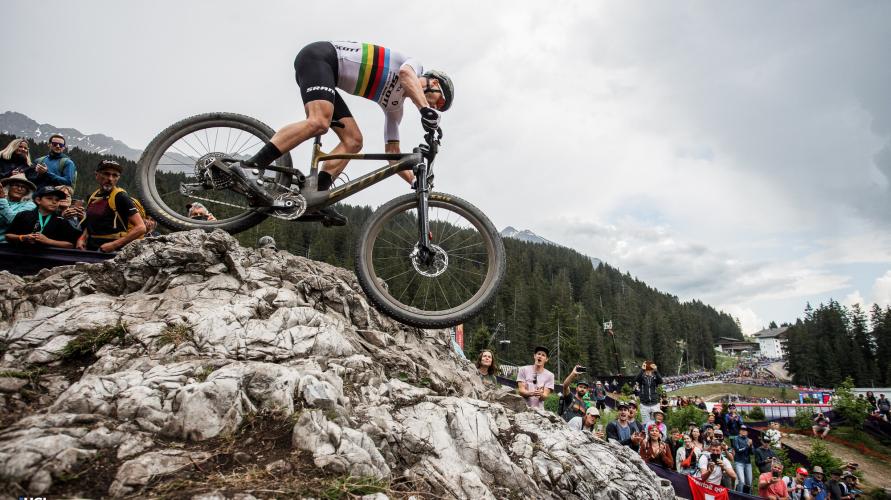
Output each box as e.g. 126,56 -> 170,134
752,327 -> 789,359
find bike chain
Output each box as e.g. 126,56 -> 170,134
180,181 -> 305,221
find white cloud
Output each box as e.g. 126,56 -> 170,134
717,304 -> 762,336
872,271 -> 891,308
841,290 -> 866,310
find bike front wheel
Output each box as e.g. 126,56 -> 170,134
137,112 -> 294,234
355,192 -> 506,329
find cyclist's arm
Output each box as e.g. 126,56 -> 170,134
398,64 -> 428,110
385,141 -> 414,184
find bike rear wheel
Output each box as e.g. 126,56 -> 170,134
355,192 -> 505,328
137,112 -> 294,234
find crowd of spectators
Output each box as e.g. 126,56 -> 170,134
478,347 -> 871,498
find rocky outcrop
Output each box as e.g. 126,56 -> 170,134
0,230 -> 673,499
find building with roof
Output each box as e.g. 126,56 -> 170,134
752,327 -> 789,359
714,337 -> 760,356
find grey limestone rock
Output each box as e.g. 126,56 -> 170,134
0,230 -> 673,499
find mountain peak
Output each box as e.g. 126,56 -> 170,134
0,111 -> 141,160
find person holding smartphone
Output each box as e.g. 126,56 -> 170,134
560,364 -> 589,422
758,459 -> 790,499
699,439 -> 737,486
516,346 -> 554,409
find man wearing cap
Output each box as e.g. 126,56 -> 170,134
516,346 -> 555,410
732,425 -> 754,493
77,160 -> 146,252
804,466 -> 828,500
755,434 -> 779,474
6,185 -> 81,248
568,407 -> 605,439
724,403 -> 744,439
784,467 -> 809,500
0,173 -> 37,243
606,402 -> 645,451
758,459 -> 790,499
560,365 -> 589,422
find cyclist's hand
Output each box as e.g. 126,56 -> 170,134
420,107 -> 440,132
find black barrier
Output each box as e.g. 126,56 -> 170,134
0,244 -> 115,275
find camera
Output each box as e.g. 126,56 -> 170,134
190,214 -> 211,221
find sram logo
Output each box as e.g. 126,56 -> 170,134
306,86 -> 335,94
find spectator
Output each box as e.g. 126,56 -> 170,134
758,459 -> 790,499
696,396 -> 707,410
591,380 -> 608,411
755,437 -> 778,474
5,186 -> 81,248
143,214 -> 161,237
606,402 -> 645,451
476,349 -> 498,386
78,160 -> 146,252
764,421 -> 784,449
640,423 -> 674,469
826,469 -> 849,500
187,202 -> 216,221
702,413 -> 717,434
724,403 -> 744,439
650,409 -> 668,442
634,360 -> 663,426
675,434 -> 701,475
784,467 -> 809,500
731,425 -> 754,494
55,185 -> 84,230
257,235 -> 277,250
516,346 -> 554,409
627,401 -> 640,424
865,391 -> 877,410
32,134 -> 76,191
690,426 -> 705,450
699,439 -> 736,486
877,394 -> 890,421
560,365 -> 589,422
0,138 -> 33,180
568,406 -> 605,439
804,466 -> 827,500
812,412 -> 831,439
0,173 -> 37,243
842,471 -> 862,497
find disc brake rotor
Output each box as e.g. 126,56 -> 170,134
410,244 -> 448,277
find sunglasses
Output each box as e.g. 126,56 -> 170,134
51,142 -> 66,147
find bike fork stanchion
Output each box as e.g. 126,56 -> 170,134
414,162 -> 431,250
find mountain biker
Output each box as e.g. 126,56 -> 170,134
228,41 -> 454,226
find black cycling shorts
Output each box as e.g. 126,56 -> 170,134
294,42 -> 352,120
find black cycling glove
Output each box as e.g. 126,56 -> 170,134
420,107 -> 440,132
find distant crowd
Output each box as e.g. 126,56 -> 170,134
476,347 -> 868,498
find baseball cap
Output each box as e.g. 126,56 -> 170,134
617,402 -> 630,410
796,467 -> 809,476
651,408 -> 664,416
533,346 -> 550,356
740,425 -> 748,430
812,466 -> 824,474
96,159 -> 122,172
586,407 -> 600,417
34,185 -> 67,199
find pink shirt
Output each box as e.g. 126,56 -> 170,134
758,472 -> 789,498
517,365 -> 554,409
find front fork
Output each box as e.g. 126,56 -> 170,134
413,160 -> 433,263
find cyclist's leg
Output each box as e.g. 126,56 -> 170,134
319,93 -> 361,188
247,42 -> 338,166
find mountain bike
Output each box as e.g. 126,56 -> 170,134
136,112 -> 505,328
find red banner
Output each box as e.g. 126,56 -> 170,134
455,324 -> 464,349
687,475 -> 729,500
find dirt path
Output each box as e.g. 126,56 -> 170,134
782,433 -> 891,490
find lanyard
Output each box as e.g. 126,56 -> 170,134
37,212 -> 51,234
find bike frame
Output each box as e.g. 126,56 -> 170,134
252,131 -> 437,254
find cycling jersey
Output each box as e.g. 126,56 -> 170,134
294,41 -> 423,143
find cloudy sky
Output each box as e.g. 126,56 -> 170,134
4,1 -> 890,333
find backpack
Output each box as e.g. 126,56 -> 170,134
86,187 -> 146,240
35,155 -> 77,189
